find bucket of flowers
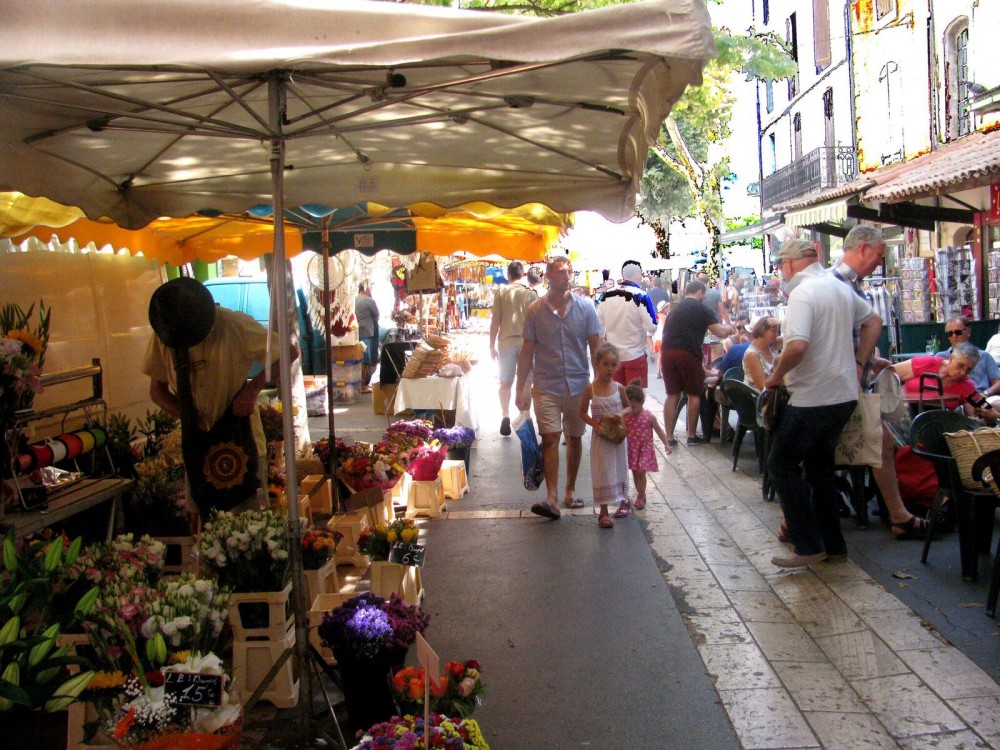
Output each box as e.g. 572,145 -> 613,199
431,425 -> 476,475
405,444 -> 447,482
357,518 -> 419,562
77,573 -> 231,745
350,714 -> 490,750
107,651 -> 242,750
198,510 -> 291,638
358,519 -> 422,603
0,300 -> 50,432
316,592 -> 430,734
390,659 -> 484,719
302,528 -> 342,603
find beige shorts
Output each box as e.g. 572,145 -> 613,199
531,387 -> 586,437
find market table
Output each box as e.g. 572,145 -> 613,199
392,375 -> 478,431
2,476 -> 131,539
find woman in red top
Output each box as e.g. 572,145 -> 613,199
892,342 -> 998,422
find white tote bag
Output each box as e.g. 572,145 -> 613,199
834,391 -> 883,467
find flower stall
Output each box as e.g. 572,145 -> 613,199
199,509 -> 298,708
358,519 -> 424,605
1,530 -> 98,750
316,592 -> 429,734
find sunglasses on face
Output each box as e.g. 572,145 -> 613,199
947,329 -> 968,337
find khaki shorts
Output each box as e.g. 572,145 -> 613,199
531,388 -> 586,437
497,345 -> 520,384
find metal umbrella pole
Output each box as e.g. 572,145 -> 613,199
244,71 -> 345,748
321,215 -> 342,512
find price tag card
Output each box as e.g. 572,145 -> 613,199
389,541 -> 425,567
163,671 -> 224,707
415,632 -> 439,683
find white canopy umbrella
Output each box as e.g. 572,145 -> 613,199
0,0 -> 714,737
0,0 -> 714,227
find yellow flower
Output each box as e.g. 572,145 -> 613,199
401,528 -> 418,543
88,670 -> 127,690
170,650 -> 191,664
387,529 -> 398,543
6,329 -> 43,355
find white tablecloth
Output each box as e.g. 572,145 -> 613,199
393,375 -> 478,431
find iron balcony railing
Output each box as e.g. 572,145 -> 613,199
760,146 -> 857,210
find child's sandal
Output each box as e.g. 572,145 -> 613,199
598,515 -> 614,528
633,497 -> 646,510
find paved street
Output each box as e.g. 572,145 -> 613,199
268,329 -> 1000,749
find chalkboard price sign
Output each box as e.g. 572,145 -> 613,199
163,671 -> 224,707
388,542 -> 425,567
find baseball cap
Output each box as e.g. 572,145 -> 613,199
770,239 -> 818,265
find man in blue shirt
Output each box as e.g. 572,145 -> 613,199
937,316 -> 1000,402
516,256 -> 603,519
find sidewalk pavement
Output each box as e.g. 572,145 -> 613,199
289,331 -> 1000,749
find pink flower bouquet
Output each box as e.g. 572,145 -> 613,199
405,445 -> 447,481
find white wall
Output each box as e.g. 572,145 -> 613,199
0,248 -> 162,432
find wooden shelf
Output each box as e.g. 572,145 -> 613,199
2,476 -> 131,539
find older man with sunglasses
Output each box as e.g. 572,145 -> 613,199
936,316 -> 1000,405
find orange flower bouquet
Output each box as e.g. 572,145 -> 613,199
390,659 -> 483,719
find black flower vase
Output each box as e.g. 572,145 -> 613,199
446,445 -> 471,476
336,651 -> 397,735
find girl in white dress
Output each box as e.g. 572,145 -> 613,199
579,343 -> 630,528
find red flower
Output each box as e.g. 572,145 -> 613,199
464,659 -> 480,670
430,674 -> 448,698
145,670 -> 165,687
113,708 -> 136,740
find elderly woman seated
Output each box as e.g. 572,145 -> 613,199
890,341 -> 999,423
742,317 -> 780,391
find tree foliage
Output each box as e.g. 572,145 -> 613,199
643,24 -> 794,280
405,0 -> 795,278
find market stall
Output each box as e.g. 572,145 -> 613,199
0,0 -> 714,742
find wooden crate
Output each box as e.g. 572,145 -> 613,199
406,477 -> 445,518
328,510 -> 370,567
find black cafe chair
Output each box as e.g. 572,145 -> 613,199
755,389 -> 775,502
970,449 -> 1000,617
909,409 -> 988,581
718,367 -> 744,442
720,380 -> 762,474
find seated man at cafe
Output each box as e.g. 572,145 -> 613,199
936,316 -> 1000,405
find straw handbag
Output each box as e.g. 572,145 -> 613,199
943,428 -> 1000,490
596,416 -> 628,445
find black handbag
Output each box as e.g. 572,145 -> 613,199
173,348 -> 260,515
760,385 -> 790,432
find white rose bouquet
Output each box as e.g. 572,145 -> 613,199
141,574 -> 231,656
199,510 -> 291,592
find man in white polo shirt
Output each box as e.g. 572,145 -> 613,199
764,239 -> 882,567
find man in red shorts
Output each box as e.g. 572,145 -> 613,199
660,279 -> 733,446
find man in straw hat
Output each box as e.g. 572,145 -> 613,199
764,239 -> 881,567
142,276 -> 296,514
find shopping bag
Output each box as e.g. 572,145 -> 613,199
513,411 -> 544,491
834,392 -> 882,468
759,386 -> 789,432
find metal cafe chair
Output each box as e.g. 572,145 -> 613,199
970,448 -> 1000,617
909,409 -> 986,581
720,380 -> 763,474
